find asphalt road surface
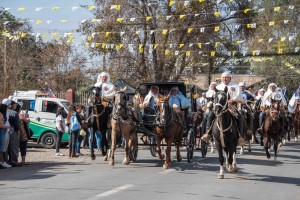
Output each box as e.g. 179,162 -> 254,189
1,141 -> 299,200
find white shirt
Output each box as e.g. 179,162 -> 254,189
196,97 -> 207,110
56,115 -> 66,132
94,81 -> 116,99
216,80 -> 243,101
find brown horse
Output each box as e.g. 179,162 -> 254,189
155,96 -> 184,169
293,103 -> 300,142
262,100 -> 282,161
109,89 -> 138,166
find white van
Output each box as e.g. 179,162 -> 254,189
9,90 -> 72,148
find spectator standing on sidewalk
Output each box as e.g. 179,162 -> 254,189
55,107 -> 66,156
0,104 -> 11,169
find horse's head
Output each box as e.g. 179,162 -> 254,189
113,87 -> 127,117
270,99 -> 281,121
88,87 -> 102,105
157,96 -> 171,126
214,86 -> 229,116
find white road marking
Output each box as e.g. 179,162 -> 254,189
158,169 -> 175,174
95,184 -> 134,198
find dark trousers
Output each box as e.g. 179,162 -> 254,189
19,140 -> 28,157
69,130 -> 79,155
5,132 -> 19,164
56,129 -> 64,153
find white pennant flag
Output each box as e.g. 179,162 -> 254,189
166,16 -> 172,20
194,14 -> 199,17
169,44 -> 173,48
169,29 -> 175,33
175,51 -> 179,55
150,30 -> 155,35
92,32 -> 97,37
289,36 -> 295,41
4,8 -> 10,11
129,44 -> 133,51
189,44 -> 193,47
81,20 -> 87,23
110,44 -> 114,48
284,20 -> 289,24
258,8 -> 265,12
46,20 -> 52,24
288,5 -> 294,10
110,5 -> 117,10
205,42 -> 210,45
234,24 -> 240,29
268,38 -> 273,43
200,27 -> 205,32
295,47 -> 299,52
149,44 -> 153,49
35,7 -> 43,11
184,1 -> 190,6
72,7 -> 78,11
91,43 -> 95,48
242,51 -> 247,56
230,11 -> 236,16
130,18 -> 136,22
120,31 -> 125,36
199,51 -> 202,54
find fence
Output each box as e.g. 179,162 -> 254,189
54,91 -> 90,105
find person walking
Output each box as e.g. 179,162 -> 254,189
68,106 -> 81,158
55,107 -> 66,156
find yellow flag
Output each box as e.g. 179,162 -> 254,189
106,32 -> 111,37
51,33 -> 56,37
85,42 -> 89,47
179,44 -> 184,48
281,37 -> 286,42
252,51 -> 256,56
247,24 -> 252,28
162,29 -> 168,35
116,18 -> 123,23
180,15 -> 185,19
154,44 -> 158,49
89,6 -> 96,11
274,7 -> 280,12
60,20 -> 68,23
146,16 -> 152,22
278,49 -> 283,54
36,20 -> 42,25
56,36 -> 61,40
52,7 -> 59,11
165,50 -> 170,55
119,44 -> 123,49
139,44 -> 143,49
87,36 -> 92,41
95,43 -> 100,47
116,45 -> 120,51
21,32 -> 27,38
199,0 -> 205,2
214,26 -> 220,32
197,43 -> 202,48
169,0 -> 175,6
211,51 -> 215,57
244,8 -> 250,13
188,28 -> 193,33
269,21 -> 275,26
258,39 -> 263,43
215,42 -> 220,47
18,8 -> 26,11
42,33 -> 47,37
102,43 -> 106,49
139,47 -> 144,53
186,51 -> 190,57
228,0 -> 233,2
232,51 -> 236,56
236,40 -> 242,44
116,5 -> 121,10
214,12 -> 221,17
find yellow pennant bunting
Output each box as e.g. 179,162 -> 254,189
135,31 -> 140,35
102,43 -> 106,49
116,5 -> 121,10
214,12 -> 221,17
169,0 -> 175,6
258,39 -> 263,43
274,7 -> 280,12
188,28 -> 193,33
232,51 -> 236,56
199,0 -> 205,2
51,33 -> 56,37
179,44 -> 184,48
211,51 -> 215,57
117,18 -> 123,23
278,49 -> 283,54
165,50 -> 170,55
228,0 -> 233,2
21,32 -> 27,38
162,29 -> 168,35
269,21 -> 275,26
52,7 -> 59,11
56,36 -> 61,40
139,44 -> 143,49
154,44 -> 158,49
18,8 -> 26,11
146,16 -> 152,21
87,36 -> 92,41
215,42 -> 220,47
60,20 -> 68,23
186,51 -> 190,57
85,42 -> 89,47
197,43 -> 202,48
281,37 -> 286,42
36,20 -> 42,24
105,32 -> 111,37
214,26 -> 220,32
244,8 -> 250,13
42,33 -> 47,37
180,15 -> 185,19
139,48 -> 144,53
95,43 -> 100,47
89,6 -> 96,11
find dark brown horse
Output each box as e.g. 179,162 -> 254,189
155,96 -> 184,169
212,87 -> 238,179
109,89 -> 138,166
262,99 -> 282,161
293,103 -> 300,142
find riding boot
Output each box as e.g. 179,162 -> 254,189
201,111 -> 214,142
257,111 -> 266,132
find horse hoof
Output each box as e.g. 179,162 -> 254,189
109,161 -> 114,166
232,164 -> 238,173
218,173 -> 224,179
122,158 -> 130,165
267,155 -> 271,159
103,156 -> 108,161
163,164 -> 170,170
91,155 -> 96,161
211,149 -> 215,154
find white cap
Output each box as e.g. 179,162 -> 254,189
269,83 -> 277,87
258,88 -> 266,92
239,82 -> 246,87
202,92 -> 206,95
2,98 -> 11,105
221,71 -> 232,78
210,82 -> 217,85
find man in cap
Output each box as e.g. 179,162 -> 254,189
94,72 -> 116,100
196,92 -> 207,111
239,82 -> 255,133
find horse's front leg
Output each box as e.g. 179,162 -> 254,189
163,138 -> 173,169
89,128 -> 96,160
122,132 -> 131,165
109,125 -> 117,166
156,134 -> 165,160
215,139 -> 225,179
264,135 -> 271,159
274,136 -> 279,162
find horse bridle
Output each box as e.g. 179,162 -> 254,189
113,91 -> 128,119
214,91 -> 229,117
157,99 -> 174,127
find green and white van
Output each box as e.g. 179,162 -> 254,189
9,90 -> 72,148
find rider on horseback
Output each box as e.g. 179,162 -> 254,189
288,85 -> 300,114
201,71 -> 244,143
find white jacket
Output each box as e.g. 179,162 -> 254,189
216,81 -> 243,101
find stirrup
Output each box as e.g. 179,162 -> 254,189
238,137 -> 246,146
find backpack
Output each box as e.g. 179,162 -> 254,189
70,114 -> 80,131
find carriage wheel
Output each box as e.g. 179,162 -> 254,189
187,129 -> 195,163
201,139 -> 208,158
149,136 -> 157,157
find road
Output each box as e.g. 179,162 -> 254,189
0,141 -> 299,200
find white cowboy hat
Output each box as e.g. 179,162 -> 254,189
221,71 -> 232,78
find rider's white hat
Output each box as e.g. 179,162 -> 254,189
258,88 -> 266,92
238,82 -> 246,87
210,82 -> 217,85
221,71 -> 232,78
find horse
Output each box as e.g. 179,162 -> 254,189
262,98 -> 282,161
155,96 -> 184,169
109,88 -> 139,166
293,103 -> 300,142
87,87 -> 110,160
212,87 -> 238,179
239,102 -> 254,154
